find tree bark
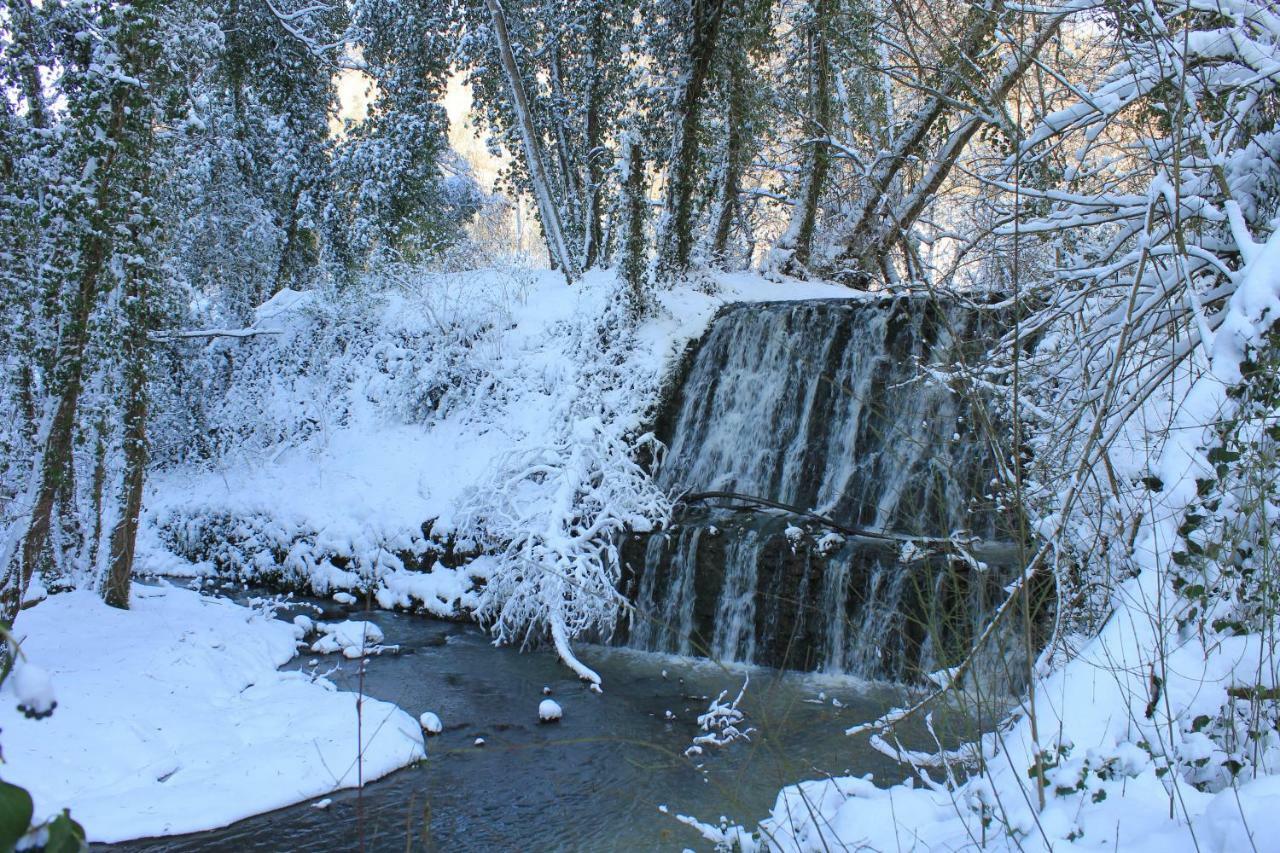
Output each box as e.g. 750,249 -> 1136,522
484,0 -> 579,281
709,61 -> 748,267
655,0 -> 729,278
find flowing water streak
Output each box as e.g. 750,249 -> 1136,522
630,297 -> 1006,680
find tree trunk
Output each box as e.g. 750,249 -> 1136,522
655,0 -> 729,278
709,60 -> 748,267
618,134 -> 649,319
484,0 -> 579,281
768,0 -> 833,277
103,328 -> 148,609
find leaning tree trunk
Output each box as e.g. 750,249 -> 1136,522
853,10 -> 1067,267
654,0 -> 729,279
484,0 -> 580,281
831,2 -> 1063,285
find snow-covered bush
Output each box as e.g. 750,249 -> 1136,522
458,296 -> 674,685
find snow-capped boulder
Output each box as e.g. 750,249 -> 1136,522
538,699 -> 563,723
419,712 -> 442,735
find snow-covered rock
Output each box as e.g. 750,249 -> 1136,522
310,620 -> 385,657
12,660 -> 56,718
419,711 -> 442,735
538,699 -> 562,723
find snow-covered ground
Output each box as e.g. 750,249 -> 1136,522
1,584 -> 424,843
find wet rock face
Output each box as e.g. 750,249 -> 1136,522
623,515 -> 1015,682
622,298 -> 1044,686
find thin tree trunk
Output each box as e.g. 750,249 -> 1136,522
709,65 -> 747,267
581,8 -> 606,269
768,0 -> 832,277
484,0 -> 579,281
791,0 -> 832,270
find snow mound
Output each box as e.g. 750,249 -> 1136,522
0,585 -> 423,843
419,711 -> 442,735
538,699 -> 562,722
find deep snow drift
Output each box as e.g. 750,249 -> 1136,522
1,584 -> 424,843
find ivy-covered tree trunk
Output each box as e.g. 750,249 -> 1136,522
655,0 -> 729,279
618,134 -> 649,319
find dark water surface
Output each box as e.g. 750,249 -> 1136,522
103,604 -> 921,852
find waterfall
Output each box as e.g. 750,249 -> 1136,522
620,296 -> 1034,685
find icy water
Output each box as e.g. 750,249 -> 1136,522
99,599 -> 951,852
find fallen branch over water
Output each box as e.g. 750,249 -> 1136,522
675,490 -> 1022,562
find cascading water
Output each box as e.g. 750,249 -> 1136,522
619,297 -> 1040,685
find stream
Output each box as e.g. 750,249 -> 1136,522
101,597 -> 951,851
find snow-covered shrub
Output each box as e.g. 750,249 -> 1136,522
458,295 -> 674,685
151,506 -> 485,618
151,274 -> 507,470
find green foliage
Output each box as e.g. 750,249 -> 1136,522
0,782 -> 33,851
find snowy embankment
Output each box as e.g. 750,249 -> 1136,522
143,268 -> 853,672
1,584 -> 423,843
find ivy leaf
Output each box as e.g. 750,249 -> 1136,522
43,811 -> 87,853
0,781 -> 33,852
1141,476 -> 1164,492
1207,447 -> 1240,465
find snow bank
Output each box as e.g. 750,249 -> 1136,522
0,585 -> 424,843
